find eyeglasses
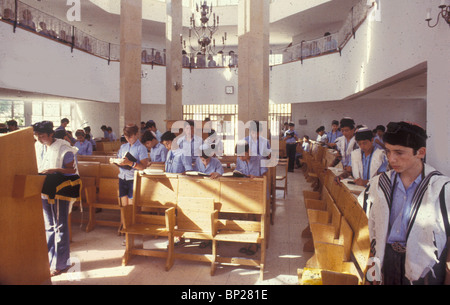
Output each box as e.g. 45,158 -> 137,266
386,122 -> 427,140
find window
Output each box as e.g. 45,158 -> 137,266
183,104 -> 238,156
31,101 -> 73,129
269,103 -> 292,138
0,100 -> 25,126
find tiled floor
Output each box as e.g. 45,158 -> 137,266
51,168 -> 313,285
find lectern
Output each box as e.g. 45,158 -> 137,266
0,128 -> 50,284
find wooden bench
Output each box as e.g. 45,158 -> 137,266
121,173 -> 178,271
298,182 -> 370,285
213,176 -> 267,280
275,158 -> 289,199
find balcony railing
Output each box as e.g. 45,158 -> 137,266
0,0 -> 373,68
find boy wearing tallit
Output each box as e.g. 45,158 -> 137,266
336,126 -> 388,187
360,121 -> 450,285
334,117 -> 358,172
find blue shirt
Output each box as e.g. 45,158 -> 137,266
150,143 -> 168,162
75,140 -> 93,155
373,134 -> 384,150
117,140 -> 149,180
165,149 -> 193,174
327,130 -> 343,144
193,157 -> 224,175
235,156 -> 268,177
284,130 -> 298,144
387,173 -> 423,246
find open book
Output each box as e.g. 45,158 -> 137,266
110,152 -> 137,170
222,170 -> 248,178
142,168 -> 165,175
185,171 -> 210,177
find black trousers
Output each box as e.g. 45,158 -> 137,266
383,243 -> 447,285
286,143 -> 297,171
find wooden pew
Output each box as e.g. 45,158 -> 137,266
212,176 -> 267,280
77,155 -> 110,164
275,158 -> 289,199
121,173 -> 178,271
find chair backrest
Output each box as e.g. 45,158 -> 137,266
135,174 -> 178,208
97,178 -> 119,204
99,163 -> 120,178
176,197 -> 215,233
77,161 -> 100,187
178,176 -> 220,205
218,177 -> 266,214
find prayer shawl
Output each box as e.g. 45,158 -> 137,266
351,148 -> 386,180
35,139 -> 81,204
360,164 -> 450,283
335,136 -> 358,167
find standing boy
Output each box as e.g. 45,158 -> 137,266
361,121 -> 450,285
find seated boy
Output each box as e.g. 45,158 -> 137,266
336,126 -> 388,186
235,141 -> 268,178
141,130 -> 168,163
74,129 -> 93,156
193,145 -> 224,179
161,131 -> 193,174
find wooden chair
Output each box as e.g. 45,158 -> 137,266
121,173 -> 178,271
212,177 -> 267,280
85,177 -> 121,232
275,158 -> 289,199
173,197 -> 218,274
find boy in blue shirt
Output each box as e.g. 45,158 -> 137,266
161,131 -> 194,174
113,124 -> 149,207
235,141 -> 268,178
141,130 -> 167,163
74,129 -> 93,155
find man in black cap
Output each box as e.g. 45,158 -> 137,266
335,117 -> 358,172
361,121 -> 450,285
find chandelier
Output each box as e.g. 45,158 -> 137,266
181,1 -> 227,56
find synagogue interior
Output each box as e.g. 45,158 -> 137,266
0,0 -> 449,287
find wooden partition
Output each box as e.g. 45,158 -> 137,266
0,128 -> 50,285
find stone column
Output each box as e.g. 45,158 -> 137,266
119,0 -> 142,130
237,0 -> 270,124
165,0 -> 183,122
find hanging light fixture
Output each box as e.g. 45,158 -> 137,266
181,1 -> 227,56
426,0 -> 450,28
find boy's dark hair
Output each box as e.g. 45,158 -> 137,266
303,135 -> 310,140
340,117 -> 355,129
33,121 -> 54,134
141,130 -> 156,143
375,125 -> 386,132
145,120 -> 156,129
316,126 -> 325,133
101,125 -> 107,130
331,120 -> 339,126
6,119 -> 17,127
61,118 -> 70,124
54,130 -> 67,139
160,131 -> 177,143
84,126 -> 91,133
383,121 -> 427,151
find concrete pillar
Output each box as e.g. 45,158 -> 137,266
427,51 -> 450,176
165,0 -> 183,122
237,0 -> 270,124
119,0 -> 142,130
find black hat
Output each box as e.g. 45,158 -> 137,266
316,126 -> 325,133
383,121 -> 427,150
33,121 -> 54,134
